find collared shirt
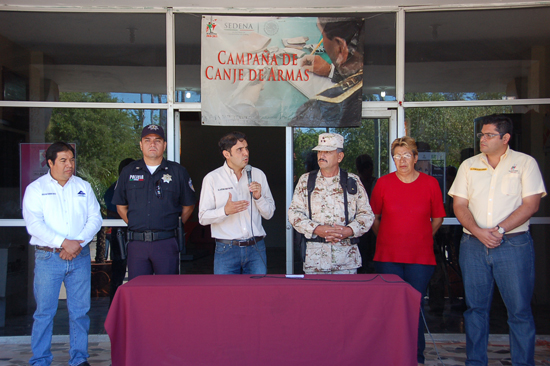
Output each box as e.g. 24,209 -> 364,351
22,171 -> 102,249
449,147 -> 546,234
199,162 -> 275,240
112,158 -> 196,232
288,170 -> 375,271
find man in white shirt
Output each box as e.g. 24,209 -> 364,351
22,142 -> 102,366
199,131 -> 275,274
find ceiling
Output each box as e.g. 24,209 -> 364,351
1,0 -> 547,10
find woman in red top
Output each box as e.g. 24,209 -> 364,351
370,136 -> 446,366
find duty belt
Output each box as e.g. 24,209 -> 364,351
128,230 -> 176,242
216,236 -> 264,247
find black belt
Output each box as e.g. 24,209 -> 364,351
36,246 -> 62,253
128,230 -> 176,242
216,236 -> 264,247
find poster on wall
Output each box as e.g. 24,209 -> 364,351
416,152 -> 446,202
20,143 -> 76,207
201,15 -> 364,127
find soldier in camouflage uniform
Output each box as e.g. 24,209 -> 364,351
288,133 -> 374,274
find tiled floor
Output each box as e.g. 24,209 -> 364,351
1,334 -> 550,365
0,336 -> 112,366
423,335 -> 550,365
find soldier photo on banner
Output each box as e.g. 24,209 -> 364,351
201,15 -> 364,127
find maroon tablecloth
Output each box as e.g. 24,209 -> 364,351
105,274 -> 421,366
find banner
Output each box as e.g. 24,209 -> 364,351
201,15 -> 364,127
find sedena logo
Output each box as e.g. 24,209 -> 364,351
223,22 -> 254,31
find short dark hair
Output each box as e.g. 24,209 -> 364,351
118,158 -> 135,175
305,151 -> 319,172
46,142 -> 75,165
318,17 -> 364,56
218,131 -> 247,155
355,154 -> 373,174
481,114 -> 513,137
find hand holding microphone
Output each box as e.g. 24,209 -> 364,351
245,165 -> 262,200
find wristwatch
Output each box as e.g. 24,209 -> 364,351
497,225 -> 506,235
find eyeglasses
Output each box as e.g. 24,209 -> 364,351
477,132 -> 503,140
393,153 -> 413,160
155,179 -> 162,199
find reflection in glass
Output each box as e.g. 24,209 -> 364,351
363,12 -> 396,101
175,14 -> 202,103
0,12 -> 166,102
405,7 -> 550,100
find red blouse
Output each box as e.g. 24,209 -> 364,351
370,172 -> 446,265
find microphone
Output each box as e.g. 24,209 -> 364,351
245,165 -> 253,198
245,165 -> 252,185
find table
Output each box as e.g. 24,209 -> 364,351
105,274 -> 421,366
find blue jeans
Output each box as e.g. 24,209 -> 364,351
214,239 -> 267,274
459,232 -> 535,366
374,261 -> 435,364
30,245 -> 91,366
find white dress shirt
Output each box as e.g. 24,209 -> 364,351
199,162 -> 275,240
22,171 -> 103,248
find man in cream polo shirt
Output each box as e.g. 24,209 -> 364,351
449,114 -> 546,366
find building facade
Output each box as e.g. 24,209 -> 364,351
0,0 -> 549,334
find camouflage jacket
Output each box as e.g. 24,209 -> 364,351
288,170 -> 375,271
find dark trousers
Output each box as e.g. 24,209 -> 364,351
127,238 -> 179,281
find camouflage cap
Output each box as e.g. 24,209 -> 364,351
312,133 -> 344,151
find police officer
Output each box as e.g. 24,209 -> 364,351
112,125 -> 196,280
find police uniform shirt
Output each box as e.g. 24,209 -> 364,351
112,158 -> 196,232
